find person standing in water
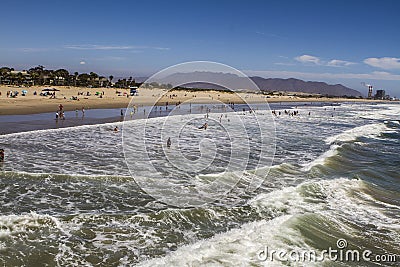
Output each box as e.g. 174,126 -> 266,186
0,149 -> 4,162
167,137 -> 171,148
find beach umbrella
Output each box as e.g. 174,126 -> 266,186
22,90 -> 28,94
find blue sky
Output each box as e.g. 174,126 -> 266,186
1,0 -> 399,96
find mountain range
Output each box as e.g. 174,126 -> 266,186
151,72 -> 362,97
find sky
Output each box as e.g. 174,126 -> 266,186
1,0 -> 399,96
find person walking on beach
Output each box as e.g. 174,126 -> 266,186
59,104 -> 63,111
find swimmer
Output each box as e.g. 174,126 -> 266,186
199,122 -> 208,130
114,126 -> 119,132
167,137 -> 171,148
0,149 -> 4,162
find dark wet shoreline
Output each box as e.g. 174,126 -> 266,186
0,101 -> 370,135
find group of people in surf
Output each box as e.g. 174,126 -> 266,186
55,104 -> 86,120
56,104 -> 66,120
272,109 -> 302,117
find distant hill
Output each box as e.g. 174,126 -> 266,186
251,77 -> 362,97
153,72 -> 362,97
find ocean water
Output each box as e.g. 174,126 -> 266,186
0,102 -> 399,266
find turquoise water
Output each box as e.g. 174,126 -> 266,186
0,103 -> 399,266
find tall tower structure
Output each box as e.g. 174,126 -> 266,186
361,82 -> 374,99
367,85 -> 373,99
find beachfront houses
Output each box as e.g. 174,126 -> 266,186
0,70 -> 33,86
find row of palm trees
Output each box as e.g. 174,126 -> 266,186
0,66 -> 136,88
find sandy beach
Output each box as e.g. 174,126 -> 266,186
0,85 -> 391,115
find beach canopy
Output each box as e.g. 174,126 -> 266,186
42,88 -> 60,92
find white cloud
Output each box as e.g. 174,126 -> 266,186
327,59 -> 356,67
294,54 -> 356,68
79,61 -> 86,65
66,45 -> 139,50
244,69 -> 400,81
93,56 -> 126,61
18,47 -> 54,52
295,54 -> 321,65
153,47 -> 170,51
274,62 -> 296,66
64,44 -> 170,51
364,57 -> 400,70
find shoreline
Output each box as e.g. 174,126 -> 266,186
0,85 -> 394,116
0,100 -> 395,135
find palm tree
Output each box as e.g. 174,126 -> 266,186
54,69 -> 69,85
0,67 -> 13,85
109,75 -> 114,86
28,65 -> 44,85
16,72 -> 24,85
78,73 -> 90,87
89,72 -> 99,87
74,72 -> 79,87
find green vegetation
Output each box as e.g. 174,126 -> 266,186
0,66 -> 137,88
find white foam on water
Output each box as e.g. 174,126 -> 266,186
301,144 -> 340,171
137,215 -> 307,267
325,123 -> 388,144
137,178 -> 399,266
252,177 -> 400,233
0,120 -> 125,138
0,211 -> 67,238
358,104 -> 400,120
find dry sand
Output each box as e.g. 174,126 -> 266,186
0,85 -> 387,115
